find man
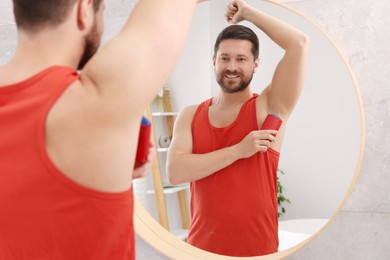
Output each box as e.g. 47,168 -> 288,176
167,0 -> 309,257
0,0 -> 196,259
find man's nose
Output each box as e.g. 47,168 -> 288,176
226,61 -> 238,71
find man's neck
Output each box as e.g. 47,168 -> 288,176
213,88 -> 253,108
0,27 -> 82,86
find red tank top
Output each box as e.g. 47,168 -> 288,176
0,66 -> 135,260
187,94 -> 280,256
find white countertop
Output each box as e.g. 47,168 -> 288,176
278,218 -> 329,251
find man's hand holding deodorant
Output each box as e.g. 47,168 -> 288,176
258,114 -> 282,152
260,114 -> 282,135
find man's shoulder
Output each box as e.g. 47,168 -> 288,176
180,104 -> 200,117
182,97 -> 212,114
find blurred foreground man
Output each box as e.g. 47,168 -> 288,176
0,0 -> 197,259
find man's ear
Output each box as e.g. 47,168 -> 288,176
212,55 -> 216,66
253,58 -> 260,73
77,0 -> 94,31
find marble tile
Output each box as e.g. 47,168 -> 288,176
101,16 -> 129,46
0,24 -> 17,66
135,234 -> 170,260
342,104 -> 390,213
0,0 -> 15,26
104,0 -> 137,19
288,211 -> 390,260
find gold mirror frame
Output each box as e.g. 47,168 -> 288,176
134,0 -> 365,259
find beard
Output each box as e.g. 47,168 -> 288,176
77,24 -> 101,70
216,69 -> 254,94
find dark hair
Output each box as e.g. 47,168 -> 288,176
13,0 -> 103,32
214,25 -> 259,60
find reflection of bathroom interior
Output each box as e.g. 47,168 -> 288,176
133,0 -> 361,252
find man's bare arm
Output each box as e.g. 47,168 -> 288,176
226,0 -> 310,119
44,0 -> 198,192
166,106 -> 276,185
81,0 -> 198,121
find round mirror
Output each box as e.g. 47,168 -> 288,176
133,0 -> 364,258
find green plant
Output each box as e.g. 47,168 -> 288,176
277,169 -> 290,218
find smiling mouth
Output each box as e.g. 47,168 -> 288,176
225,74 -> 240,79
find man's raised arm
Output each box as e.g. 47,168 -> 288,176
226,0 -> 310,119
81,0 -> 198,120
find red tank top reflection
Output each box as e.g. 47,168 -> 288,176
0,66 -> 135,260
187,94 -> 280,256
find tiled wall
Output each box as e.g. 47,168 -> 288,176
1,0 -> 389,259
286,0 -> 390,258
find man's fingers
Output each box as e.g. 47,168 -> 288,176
262,129 -> 278,135
256,139 -> 271,146
225,1 -> 239,23
257,130 -> 278,139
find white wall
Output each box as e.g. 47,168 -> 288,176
169,2 -> 212,111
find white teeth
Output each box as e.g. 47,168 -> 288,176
226,75 -> 239,78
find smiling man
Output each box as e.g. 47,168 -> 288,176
166,0 -> 309,257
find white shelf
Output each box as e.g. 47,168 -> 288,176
146,184 -> 189,195
171,228 -> 189,241
163,184 -> 189,194
152,112 -> 179,117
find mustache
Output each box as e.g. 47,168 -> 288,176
223,70 -> 241,76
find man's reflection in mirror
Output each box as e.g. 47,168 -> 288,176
167,0 -> 309,256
